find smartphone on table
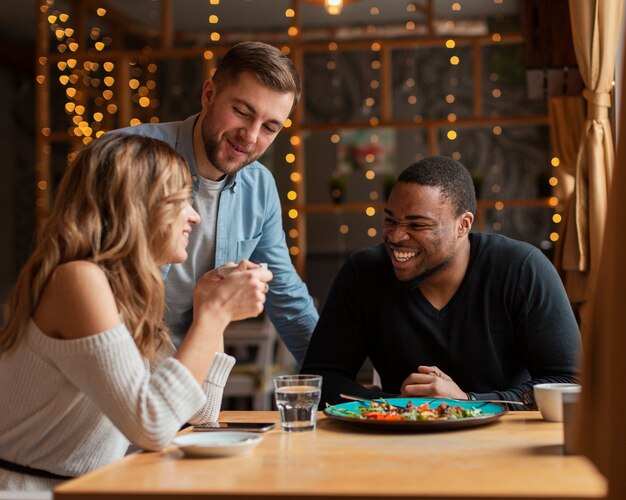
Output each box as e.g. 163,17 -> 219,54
192,422 -> 276,433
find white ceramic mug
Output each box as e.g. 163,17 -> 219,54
533,383 -> 581,422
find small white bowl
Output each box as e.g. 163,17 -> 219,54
533,383 -> 581,422
173,431 -> 263,458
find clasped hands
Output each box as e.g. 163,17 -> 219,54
400,365 -> 467,400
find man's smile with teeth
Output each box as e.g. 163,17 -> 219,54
393,249 -> 416,262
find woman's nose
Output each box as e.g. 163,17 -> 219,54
187,204 -> 201,224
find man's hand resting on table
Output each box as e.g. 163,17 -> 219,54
400,365 -> 467,399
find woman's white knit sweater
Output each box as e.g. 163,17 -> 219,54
0,320 -> 235,490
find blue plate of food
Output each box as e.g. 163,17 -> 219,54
323,397 -> 507,431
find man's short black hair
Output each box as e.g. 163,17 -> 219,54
396,155 -> 477,216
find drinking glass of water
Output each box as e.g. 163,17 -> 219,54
273,374 -> 322,432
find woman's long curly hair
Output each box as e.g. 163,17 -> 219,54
0,133 -> 192,358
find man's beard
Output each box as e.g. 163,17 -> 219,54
203,132 -> 255,177
394,258 -> 450,291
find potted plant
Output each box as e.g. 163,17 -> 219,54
328,173 -> 347,204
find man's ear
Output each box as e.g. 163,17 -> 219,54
201,79 -> 216,108
458,211 -> 474,236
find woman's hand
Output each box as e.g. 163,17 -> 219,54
193,260 -> 273,324
177,260 -> 272,384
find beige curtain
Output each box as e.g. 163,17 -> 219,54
577,36 -> 626,498
564,0 -> 623,328
548,96 -> 584,300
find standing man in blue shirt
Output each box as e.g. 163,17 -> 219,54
116,41 -> 317,363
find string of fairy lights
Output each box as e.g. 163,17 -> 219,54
35,0 -> 561,255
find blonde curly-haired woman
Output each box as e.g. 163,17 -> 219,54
0,133 -> 272,491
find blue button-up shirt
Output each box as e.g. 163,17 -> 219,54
116,115 -> 317,364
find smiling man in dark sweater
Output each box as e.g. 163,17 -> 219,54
301,156 -> 581,408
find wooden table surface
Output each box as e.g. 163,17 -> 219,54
53,410 -> 606,500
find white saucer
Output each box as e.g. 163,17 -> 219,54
173,431 -> 263,458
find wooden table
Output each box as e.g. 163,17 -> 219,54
54,411 -> 606,500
